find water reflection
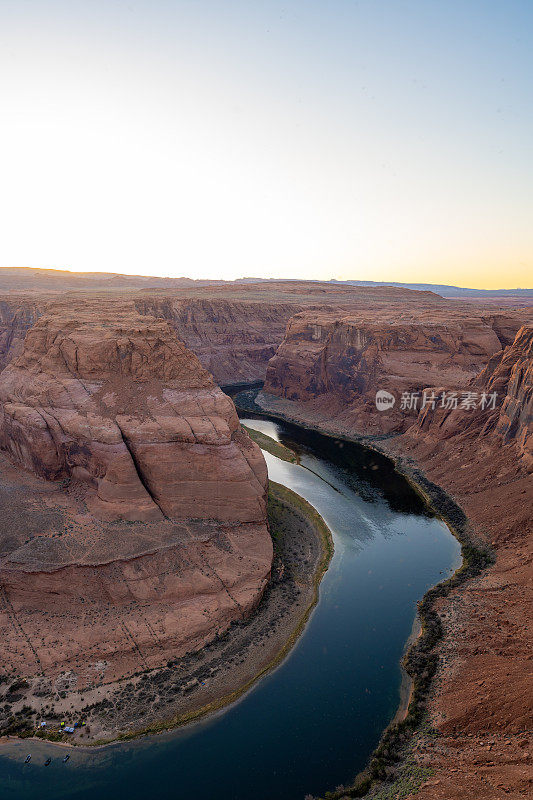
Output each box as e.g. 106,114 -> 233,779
242,415 -> 432,515
0,416 -> 461,800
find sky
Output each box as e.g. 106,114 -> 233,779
0,1 -> 531,288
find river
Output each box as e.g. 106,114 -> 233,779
0,415 -> 461,800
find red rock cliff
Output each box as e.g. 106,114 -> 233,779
412,325 -> 533,466
0,301 -> 272,685
134,296 -> 301,385
263,307 -> 524,434
0,297 -> 44,370
258,306 -> 533,799
481,325 -> 533,468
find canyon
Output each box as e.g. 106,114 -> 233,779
257,297 -> 533,799
1,279 -> 524,385
0,274 -> 531,798
263,306 -> 529,434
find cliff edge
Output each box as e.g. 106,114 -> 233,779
0,301 -> 272,686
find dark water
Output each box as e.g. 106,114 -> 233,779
0,417 -> 461,800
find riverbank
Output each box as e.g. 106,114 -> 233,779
1,481 -> 332,747
391,616 -> 422,727
241,423 -> 299,463
234,387 -> 395,443
233,389 -> 501,800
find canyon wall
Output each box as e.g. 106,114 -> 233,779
263,308 -> 527,435
480,325 -> 533,468
258,309 -> 533,799
0,301 -> 272,685
411,324 -> 533,466
134,296 -> 300,385
0,293 -> 300,387
0,282 -> 504,389
0,297 -> 44,371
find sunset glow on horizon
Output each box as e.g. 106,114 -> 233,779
0,1 -> 531,289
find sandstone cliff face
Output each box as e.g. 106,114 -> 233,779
0,291 -> 301,388
1,283 -> 514,391
0,298 -> 43,371
134,296 -> 301,386
0,302 -> 268,522
257,305 -> 533,799
132,283 -> 455,386
263,309 -> 523,434
481,325 -> 533,467
0,302 -> 272,684
411,325 -> 533,468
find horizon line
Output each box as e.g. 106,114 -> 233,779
0,266 -> 531,293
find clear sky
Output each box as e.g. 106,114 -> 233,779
0,0 -> 531,288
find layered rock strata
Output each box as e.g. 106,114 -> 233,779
1,282 -> 524,389
258,315 -> 533,799
0,302 -> 271,685
263,309 -> 529,434
134,296 -> 301,386
0,297 -> 44,371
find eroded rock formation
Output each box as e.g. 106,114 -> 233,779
0,297 -> 43,371
263,308 -> 528,434
1,281 -> 513,388
256,308 -> 533,799
480,325 -> 533,467
408,325 -> 533,465
0,301 -> 271,685
134,296 -> 301,386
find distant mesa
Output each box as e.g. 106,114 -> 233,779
0,267 -> 530,300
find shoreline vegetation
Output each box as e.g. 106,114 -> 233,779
233,388 -> 494,800
2,386 -> 493,799
107,480 -> 334,746
1,476 -> 333,750
241,423 -> 300,463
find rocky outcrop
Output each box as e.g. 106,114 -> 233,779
481,325 -> 533,467
410,325 -> 533,467
0,302 -> 269,522
256,306 -> 533,800
134,296 -> 300,386
0,301 -> 272,684
263,309 -> 526,434
0,298 -> 44,371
